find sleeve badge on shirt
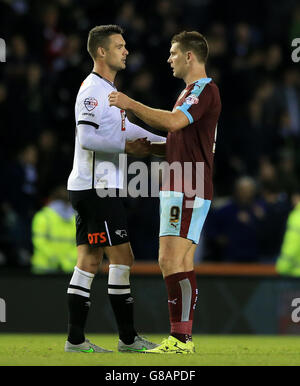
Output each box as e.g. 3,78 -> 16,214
185,94 -> 199,105
84,97 -> 98,111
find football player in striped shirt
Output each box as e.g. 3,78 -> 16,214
66,25 -> 165,353
109,31 -> 221,354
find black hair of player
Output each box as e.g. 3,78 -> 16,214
171,31 -> 209,64
87,24 -> 124,60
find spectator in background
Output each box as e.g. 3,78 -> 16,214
6,35 -> 30,83
255,80 -> 279,157
36,130 -> 65,201
31,185 -> 77,274
1,144 -> 39,266
257,157 -> 277,185
277,149 -> 299,197
231,98 -> 264,176
262,44 -> 283,80
206,23 -> 228,87
127,69 -> 156,107
0,83 -> 10,157
116,1 -> 147,51
205,176 -> 263,262
5,35 -> 31,150
289,3 -> 300,41
41,4 -> 66,71
277,68 -> 300,139
257,179 -> 290,263
232,22 -> 259,65
23,63 -> 47,140
230,23 -> 262,106
53,34 -> 82,72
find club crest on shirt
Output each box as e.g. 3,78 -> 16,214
185,94 -> 199,105
84,97 -> 98,111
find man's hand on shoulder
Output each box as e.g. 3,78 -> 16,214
125,138 -> 151,157
109,91 -> 132,110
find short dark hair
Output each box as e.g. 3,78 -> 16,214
171,31 -> 209,64
87,24 -> 124,60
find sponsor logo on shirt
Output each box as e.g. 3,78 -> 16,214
185,94 -> 199,105
84,97 -> 98,111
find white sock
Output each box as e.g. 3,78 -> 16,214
108,264 -> 131,295
67,266 -> 95,298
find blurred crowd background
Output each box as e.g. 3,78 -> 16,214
0,0 -> 299,271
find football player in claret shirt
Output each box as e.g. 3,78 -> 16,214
66,25 -> 165,353
109,31 -> 221,354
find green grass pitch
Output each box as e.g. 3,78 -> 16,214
1,334 -> 300,366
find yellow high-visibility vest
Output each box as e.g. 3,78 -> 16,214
31,206 -> 77,274
276,203 -> 300,276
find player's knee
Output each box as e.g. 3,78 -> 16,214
158,254 -> 172,273
183,260 -> 194,272
159,252 -> 187,276
126,255 -> 134,268
106,243 -> 134,267
110,254 -> 134,267
76,261 -> 99,274
76,250 -> 102,274
122,248 -> 134,267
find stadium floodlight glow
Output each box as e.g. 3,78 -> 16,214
0,298 -> 6,323
0,39 -> 6,62
291,38 -> 300,63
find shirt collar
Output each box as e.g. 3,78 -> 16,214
91,71 -> 116,89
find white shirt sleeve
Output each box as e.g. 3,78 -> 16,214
77,124 -> 126,153
125,119 -> 166,143
76,86 -> 104,128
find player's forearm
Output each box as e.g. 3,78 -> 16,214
125,121 -> 166,142
127,99 -> 174,132
109,91 -> 188,132
78,124 -> 125,153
